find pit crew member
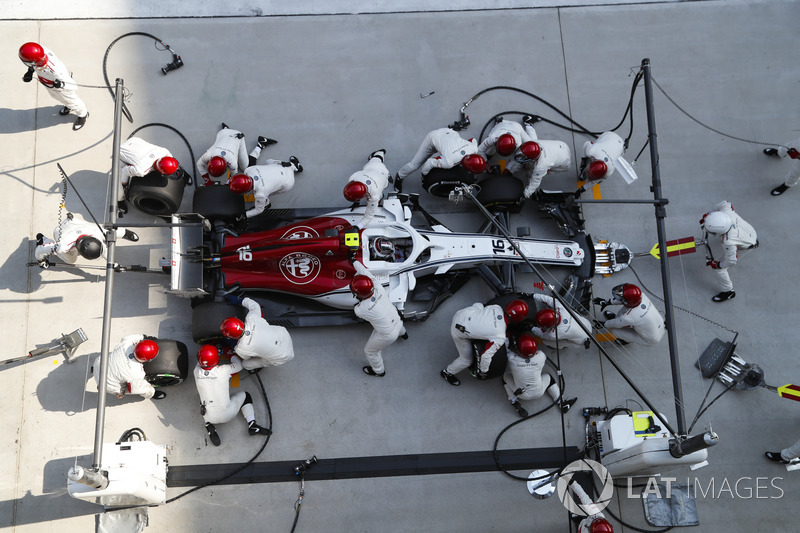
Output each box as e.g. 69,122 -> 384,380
92,335 -> 166,400
34,212 -> 138,268
220,297 -> 295,372
395,128 -> 486,192
343,149 -> 392,228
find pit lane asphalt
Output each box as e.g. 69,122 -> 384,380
2,1 -> 799,531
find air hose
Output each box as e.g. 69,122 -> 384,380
102,32 -> 184,123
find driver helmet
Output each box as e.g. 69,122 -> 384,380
197,344 -> 220,369
220,317 -> 245,339
76,235 -> 103,260
133,339 -> 159,363
207,156 -> 228,178
702,211 -> 732,235
536,308 -> 561,330
370,237 -> 395,260
229,174 -> 254,194
611,283 -> 642,308
515,141 -> 541,164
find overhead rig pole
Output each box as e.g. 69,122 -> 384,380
90,78 -> 125,477
641,58 -> 688,436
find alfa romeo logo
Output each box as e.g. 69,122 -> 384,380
280,252 -> 321,285
282,226 -> 319,240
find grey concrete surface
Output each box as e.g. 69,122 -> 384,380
2,1 -> 800,531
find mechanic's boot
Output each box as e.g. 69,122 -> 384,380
152,390 -> 166,400
117,200 -> 128,218
765,452 -> 790,464
771,184 -> 789,196
58,106 -> 71,116
248,421 -> 271,436
583,338 -> 592,350
712,290 -> 736,302
560,398 -> 577,414
205,423 -> 221,446
362,366 -> 385,377
763,148 -> 780,157
400,331 -> 409,340
440,369 -> 460,387
258,135 -> 278,149
221,122 -> 229,129
369,149 -> 386,162
289,156 -> 302,173
511,400 -> 528,418
73,113 -> 88,131
122,229 -> 139,242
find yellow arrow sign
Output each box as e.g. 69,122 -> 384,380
778,384 -> 800,402
650,237 -> 697,259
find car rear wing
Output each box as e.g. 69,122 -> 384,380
168,213 -> 208,297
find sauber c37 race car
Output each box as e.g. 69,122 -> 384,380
169,185 -> 630,338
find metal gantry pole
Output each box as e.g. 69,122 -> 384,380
641,58 -> 687,436
91,78 -> 125,471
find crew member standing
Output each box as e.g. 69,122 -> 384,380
503,334 -> 576,417
93,335 -> 166,401
351,261 -> 407,377
343,149 -> 392,228
34,212 -> 138,268
529,293 -> 591,350
700,200 -> 758,302
19,42 -> 89,130
395,128 -> 486,192
194,345 -> 270,446
440,300 -> 528,386
506,117 -> 571,198
219,297 -> 295,372
197,123 -> 276,184
597,283 -> 665,346
765,138 -> 800,196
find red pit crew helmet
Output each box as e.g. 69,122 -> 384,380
229,174 -> 254,194
220,317 -> 245,339
133,339 -> 159,363
197,344 -> 220,369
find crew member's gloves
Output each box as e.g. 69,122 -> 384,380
201,174 -> 213,186
38,259 -> 51,269
52,79 -> 63,89
699,212 -> 709,225
706,260 -> 720,270
23,67 -> 34,83
788,148 -> 800,159
394,175 -> 403,193
514,388 -> 524,396
592,297 -> 610,310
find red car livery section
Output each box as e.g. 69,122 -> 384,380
220,216 -> 359,296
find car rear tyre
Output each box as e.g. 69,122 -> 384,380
421,167 -> 479,198
192,301 -> 248,344
192,185 -> 245,222
127,170 -> 187,216
476,175 -> 524,210
143,339 -> 189,387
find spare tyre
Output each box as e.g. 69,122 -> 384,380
143,339 -> 189,387
127,170 -> 187,216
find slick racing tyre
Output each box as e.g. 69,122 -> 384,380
143,339 -> 189,387
192,184 -> 245,222
127,170 -> 187,216
192,301 -> 248,344
421,167 -> 479,198
476,175 -> 524,211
